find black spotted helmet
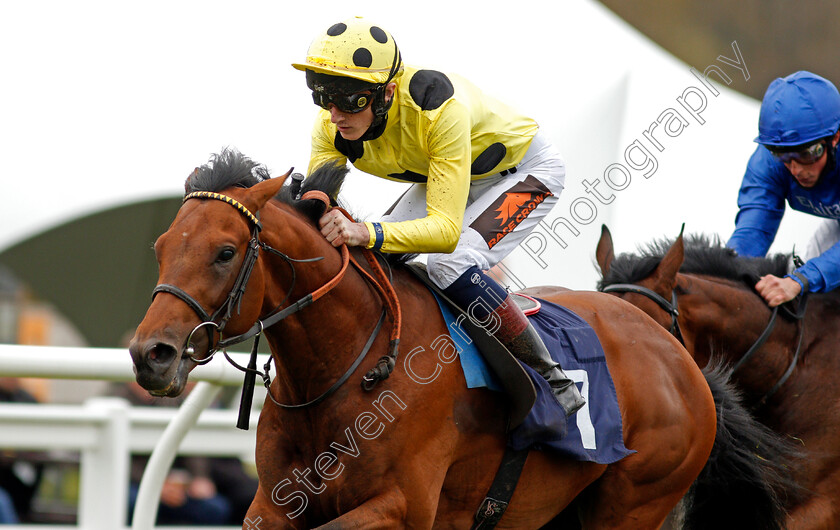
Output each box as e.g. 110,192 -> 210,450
292,17 -> 403,87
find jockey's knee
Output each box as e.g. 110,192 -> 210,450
427,252 -> 487,290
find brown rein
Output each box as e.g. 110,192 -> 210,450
301,190 -> 403,390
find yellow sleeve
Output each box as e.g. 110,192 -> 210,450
308,112 -> 347,175
374,102 -> 471,253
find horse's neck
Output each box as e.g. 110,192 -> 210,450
682,274 -> 796,361
257,207 -> 383,402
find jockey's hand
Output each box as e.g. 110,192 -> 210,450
755,274 -> 802,307
319,210 -> 369,247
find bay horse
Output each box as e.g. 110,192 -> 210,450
595,225 -> 837,529
130,150 -> 786,528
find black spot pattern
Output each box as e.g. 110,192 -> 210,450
353,48 -> 373,68
408,70 -> 454,110
471,143 -> 507,175
370,26 -> 387,43
387,171 -> 428,183
327,23 -> 346,36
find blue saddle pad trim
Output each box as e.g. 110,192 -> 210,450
431,293 -> 634,465
432,293 -> 503,391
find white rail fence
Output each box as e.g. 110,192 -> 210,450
0,344 -> 267,530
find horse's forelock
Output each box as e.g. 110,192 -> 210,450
185,148 -> 266,193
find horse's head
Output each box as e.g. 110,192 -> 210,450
596,224 -> 795,363
129,155 -> 288,397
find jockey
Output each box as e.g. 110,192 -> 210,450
727,71 -> 840,307
292,17 -> 585,417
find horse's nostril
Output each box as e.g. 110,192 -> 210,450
147,342 -> 177,367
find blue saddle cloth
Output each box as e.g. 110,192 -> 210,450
432,294 -> 635,465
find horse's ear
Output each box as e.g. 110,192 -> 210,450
596,224 -> 615,277
250,169 -> 292,210
651,226 -> 685,292
184,167 -> 200,193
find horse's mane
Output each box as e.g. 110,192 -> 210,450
186,149 -> 414,265
185,148 -> 270,193
598,233 -> 791,290
276,162 -> 349,223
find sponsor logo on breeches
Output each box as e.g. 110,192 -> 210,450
470,174 -> 553,249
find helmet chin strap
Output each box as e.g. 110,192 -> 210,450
361,78 -> 398,141
360,102 -> 390,141
366,45 -> 401,120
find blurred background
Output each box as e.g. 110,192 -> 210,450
598,0 -> 840,101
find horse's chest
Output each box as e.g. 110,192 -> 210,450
255,417 -> 387,498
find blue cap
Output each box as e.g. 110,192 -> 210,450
755,71 -> 840,147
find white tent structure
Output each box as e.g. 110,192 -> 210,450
0,0 -> 819,301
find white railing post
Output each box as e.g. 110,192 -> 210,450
0,345 -> 262,530
131,381 -> 222,530
77,397 -> 131,530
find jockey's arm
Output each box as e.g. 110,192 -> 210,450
727,151 -> 787,257
789,237 -> 840,294
745,213 -> 840,305
361,106 -> 472,254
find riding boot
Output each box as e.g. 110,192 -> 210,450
495,299 -> 586,417
440,265 -> 585,416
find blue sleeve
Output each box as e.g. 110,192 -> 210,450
789,239 -> 840,292
726,147 -> 787,257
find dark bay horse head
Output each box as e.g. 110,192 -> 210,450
128,149 -> 346,397
595,225 -> 794,367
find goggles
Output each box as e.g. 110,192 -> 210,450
311,90 -> 374,114
769,141 -> 826,165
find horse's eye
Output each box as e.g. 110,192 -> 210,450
217,248 -> 236,262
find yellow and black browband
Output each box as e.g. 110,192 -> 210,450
184,191 -> 262,230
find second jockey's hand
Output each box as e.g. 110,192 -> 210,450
755,274 -> 802,307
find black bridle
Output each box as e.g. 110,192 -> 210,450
600,280 -> 808,408
150,191 -> 390,428
151,191 -> 330,358
600,283 -> 685,345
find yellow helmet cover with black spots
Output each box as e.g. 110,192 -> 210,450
292,17 -> 403,85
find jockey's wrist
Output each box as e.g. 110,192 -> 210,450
787,271 -> 809,294
364,222 -> 385,250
